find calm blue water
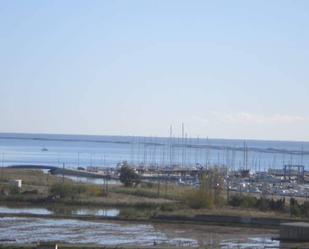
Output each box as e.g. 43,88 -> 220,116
0,133 -> 308,170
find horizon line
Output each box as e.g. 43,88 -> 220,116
0,131 -> 308,144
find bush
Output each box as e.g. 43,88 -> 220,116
182,169 -> 227,209
21,189 -> 39,195
229,195 -> 257,208
256,197 -> 269,211
141,182 -> 154,188
160,203 -> 178,212
119,208 -> 153,219
290,198 -> 302,217
49,183 -> 86,199
8,185 -> 20,195
184,189 -> 214,209
229,195 -> 285,212
0,184 -> 20,195
303,201 -> 309,217
85,185 -> 105,197
119,162 -> 141,187
289,198 -> 309,218
268,198 -> 285,211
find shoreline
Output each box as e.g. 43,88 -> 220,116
0,211 -> 299,229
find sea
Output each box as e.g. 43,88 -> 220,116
0,133 -> 309,171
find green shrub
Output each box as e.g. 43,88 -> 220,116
229,195 -> 257,208
303,201 -> 309,217
0,184 -> 20,195
182,169 -> 227,209
141,182 -> 154,188
21,189 -> 38,195
134,188 -> 158,198
85,185 -> 105,197
49,183 -> 86,199
119,162 -> 141,187
160,203 -> 178,212
184,189 -> 214,209
229,195 -> 285,212
289,198 -> 309,218
290,198 -> 302,217
256,197 -> 269,211
8,185 -> 20,195
118,208 -> 154,219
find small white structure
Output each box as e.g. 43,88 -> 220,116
9,179 -> 22,188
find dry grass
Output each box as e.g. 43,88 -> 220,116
0,169 -> 293,219
67,192 -> 174,207
0,169 -> 87,196
110,182 -> 192,201
158,205 -> 291,219
0,169 -> 176,207
0,168 -> 73,187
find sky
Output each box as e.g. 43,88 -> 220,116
0,0 -> 309,141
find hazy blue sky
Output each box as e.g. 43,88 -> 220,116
1,0 -> 309,140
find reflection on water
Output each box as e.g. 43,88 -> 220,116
0,217 -> 280,248
0,206 -> 119,217
0,206 -> 52,215
0,205 -> 280,248
72,208 -> 119,217
221,237 -> 279,249
153,223 -> 279,248
60,175 -> 120,185
0,217 -> 169,246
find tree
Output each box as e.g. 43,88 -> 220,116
119,161 -> 140,187
184,167 -> 225,209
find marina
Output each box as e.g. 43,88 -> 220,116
2,0 -> 309,248
6,164 -> 309,200
2,133 -> 309,200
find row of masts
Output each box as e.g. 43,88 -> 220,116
1,125 -> 306,170
126,124 -> 307,171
